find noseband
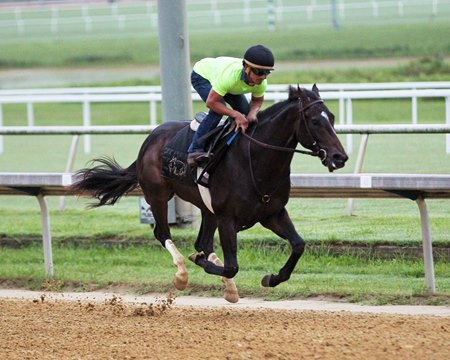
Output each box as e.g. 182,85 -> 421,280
241,98 -> 326,160
296,99 -> 328,163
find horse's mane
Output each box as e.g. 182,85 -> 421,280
257,86 -> 317,122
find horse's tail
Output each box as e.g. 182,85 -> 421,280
71,157 -> 139,207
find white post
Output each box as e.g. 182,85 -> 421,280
267,0 -> 276,31
82,5 -> 89,17
111,3 -> 118,17
416,197 -> 436,293
346,98 -> 353,154
83,99 -> 91,154
372,1 -> 379,17
15,7 -> 24,34
446,96 -> 450,154
83,6 -> 92,32
411,96 -> 418,125
37,194 -> 54,278
338,0 -> 345,19
150,100 -> 157,126
211,0 -> 221,25
243,0 -> 250,24
398,0 -> 404,17
306,5 -> 313,21
432,0 -> 438,17
276,0 -> 284,22
0,103 -> 3,154
146,1 -> 153,15
339,94 -> 345,126
347,134 -> 369,215
51,7 -> 58,33
59,135 -> 80,211
27,102 -> 34,126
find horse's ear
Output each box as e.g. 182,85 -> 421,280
312,83 -> 320,96
298,86 -> 308,103
288,85 -> 299,100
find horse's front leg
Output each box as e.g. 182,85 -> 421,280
189,218 -> 240,301
189,212 -> 239,303
260,207 -> 305,287
207,253 -> 239,303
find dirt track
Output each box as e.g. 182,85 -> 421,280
1,291 -> 449,360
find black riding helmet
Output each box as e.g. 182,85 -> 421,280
243,44 -> 275,70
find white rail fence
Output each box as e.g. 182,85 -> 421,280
1,124 -> 449,200
1,0 -> 448,36
1,82 -> 450,154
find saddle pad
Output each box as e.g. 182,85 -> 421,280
161,118 -> 236,187
161,124 -> 196,186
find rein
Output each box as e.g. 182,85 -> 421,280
241,99 -> 324,157
244,98 -> 325,203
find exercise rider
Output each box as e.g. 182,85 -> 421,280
187,44 -> 275,166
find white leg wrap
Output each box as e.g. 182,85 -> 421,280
208,253 -> 239,303
165,239 -> 188,290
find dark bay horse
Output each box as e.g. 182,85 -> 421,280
72,85 -> 348,303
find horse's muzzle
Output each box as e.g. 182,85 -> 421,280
324,151 -> 348,172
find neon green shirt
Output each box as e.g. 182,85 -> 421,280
193,57 -> 267,98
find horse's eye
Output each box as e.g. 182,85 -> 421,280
311,118 -> 321,126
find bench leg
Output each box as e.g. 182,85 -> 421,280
416,197 -> 435,293
37,194 -> 54,278
347,133 -> 369,216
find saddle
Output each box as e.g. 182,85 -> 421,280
161,113 -> 237,187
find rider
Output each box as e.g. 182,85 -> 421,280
187,44 -> 275,166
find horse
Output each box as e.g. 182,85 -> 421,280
71,85 -> 348,303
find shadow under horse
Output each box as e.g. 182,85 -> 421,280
71,85 -> 348,303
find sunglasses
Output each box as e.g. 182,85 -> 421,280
251,67 -> 272,76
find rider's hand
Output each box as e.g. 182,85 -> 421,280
234,112 -> 249,132
247,113 -> 258,123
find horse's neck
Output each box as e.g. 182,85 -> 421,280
245,104 -> 297,179
254,103 -> 298,148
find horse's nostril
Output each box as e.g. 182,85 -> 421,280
334,153 -> 348,163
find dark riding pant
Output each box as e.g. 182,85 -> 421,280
188,71 -> 250,153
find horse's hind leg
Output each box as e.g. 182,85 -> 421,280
165,238 -> 188,290
147,194 -> 188,291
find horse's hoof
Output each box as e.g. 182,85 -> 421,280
261,274 -> 272,287
223,289 -> 239,303
188,251 -> 204,264
173,271 -> 188,291
221,277 -> 239,303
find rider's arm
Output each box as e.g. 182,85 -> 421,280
206,89 -> 249,132
247,96 -> 264,122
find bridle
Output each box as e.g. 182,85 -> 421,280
241,98 -> 327,161
242,97 -> 328,203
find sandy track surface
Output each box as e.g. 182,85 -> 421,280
1,289 -> 449,360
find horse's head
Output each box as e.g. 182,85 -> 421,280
292,85 -> 348,172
